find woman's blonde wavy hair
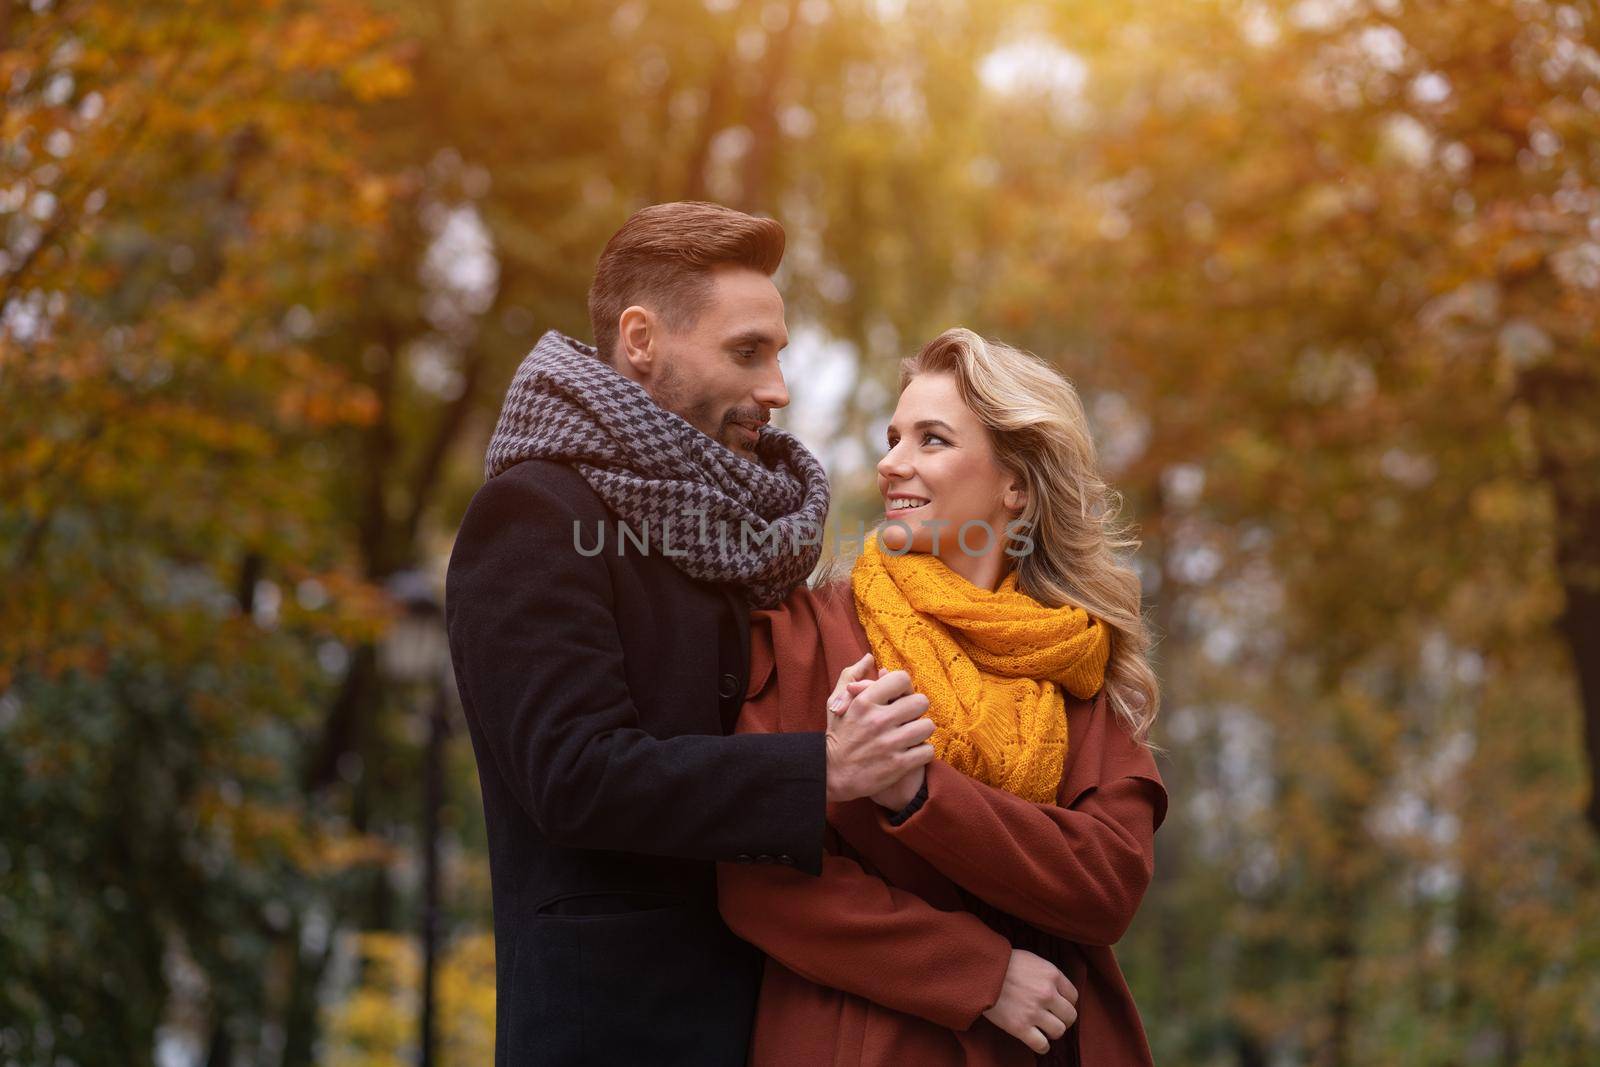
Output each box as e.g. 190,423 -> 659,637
893,327 -> 1160,744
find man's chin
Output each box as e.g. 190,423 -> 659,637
721,423 -> 764,457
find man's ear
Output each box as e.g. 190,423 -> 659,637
618,306 -> 654,375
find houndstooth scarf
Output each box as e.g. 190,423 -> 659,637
484,330 -> 831,608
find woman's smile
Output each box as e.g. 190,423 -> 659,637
885,494 -> 931,517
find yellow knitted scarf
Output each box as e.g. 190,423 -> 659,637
850,534 -> 1112,803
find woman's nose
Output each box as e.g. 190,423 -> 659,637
877,443 -> 912,480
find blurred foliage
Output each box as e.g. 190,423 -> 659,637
3,0 -> 1599,1064
322,932 -> 495,1067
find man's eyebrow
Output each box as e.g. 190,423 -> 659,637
726,329 -> 786,348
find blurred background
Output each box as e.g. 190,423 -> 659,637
4,0 -> 1600,1063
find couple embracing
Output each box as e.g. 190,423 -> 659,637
445,201 -> 1167,1066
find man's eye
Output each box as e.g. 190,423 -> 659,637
736,348 -> 757,358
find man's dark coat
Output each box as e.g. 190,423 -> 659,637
446,458 -> 825,1065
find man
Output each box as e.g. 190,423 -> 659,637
445,201 -> 935,1065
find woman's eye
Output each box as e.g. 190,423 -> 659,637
923,433 -> 948,446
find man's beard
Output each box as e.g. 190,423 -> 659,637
654,362 -> 767,457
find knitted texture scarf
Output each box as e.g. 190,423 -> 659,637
484,330 -> 831,608
851,534 -> 1112,803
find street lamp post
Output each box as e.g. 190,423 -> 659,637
380,570 -> 451,1067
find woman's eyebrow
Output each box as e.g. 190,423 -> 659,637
913,419 -> 957,435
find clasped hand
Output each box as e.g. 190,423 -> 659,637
823,654 -> 931,809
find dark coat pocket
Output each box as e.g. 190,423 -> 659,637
536,889 -> 686,917
500,915 -> 584,1064
508,902 -> 756,1065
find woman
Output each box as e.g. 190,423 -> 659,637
717,327 -> 1167,1065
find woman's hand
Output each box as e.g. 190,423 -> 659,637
825,654 -> 878,715
982,949 -> 1078,1054
871,762 -> 925,812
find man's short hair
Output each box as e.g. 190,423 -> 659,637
587,201 -> 786,362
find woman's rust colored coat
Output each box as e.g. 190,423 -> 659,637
717,583 -> 1168,1066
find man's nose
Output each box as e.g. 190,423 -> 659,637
754,363 -> 790,410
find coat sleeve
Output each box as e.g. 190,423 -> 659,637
444,467 -> 826,873
717,850 -> 1012,1031
877,757 -> 1166,946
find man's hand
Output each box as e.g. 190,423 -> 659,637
823,654 -> 935,803
828,661 -> 930,812
982,949 -> 1078,1054
830,673 -> 928,811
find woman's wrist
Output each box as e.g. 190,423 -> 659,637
885,776 -> 930,825
873,767 -> 928,815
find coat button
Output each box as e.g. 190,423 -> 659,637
755,854 -> 774,864
777,854 -> 794,866
735,853 -> 753,863
719,673 -> 739,699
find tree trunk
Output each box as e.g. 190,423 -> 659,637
1517,348 -> 1600,839
737,0 -> 803,212
1561,569 -> 1600,836
682,37 -> 738,201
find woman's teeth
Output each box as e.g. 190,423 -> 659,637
888,498 -> 930,511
